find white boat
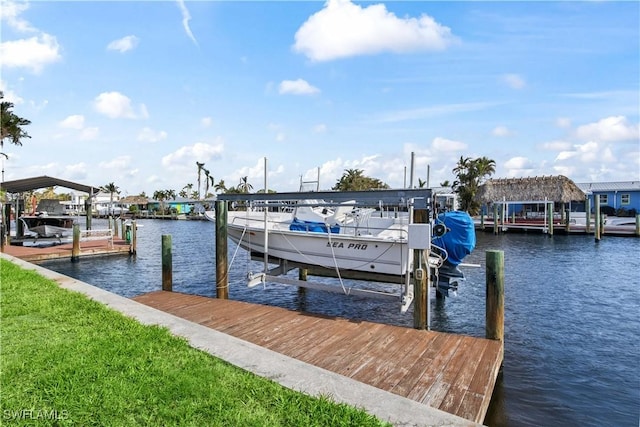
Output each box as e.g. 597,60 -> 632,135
15,213 -> 75,246
207,200 -> 476,297
13,199 -> 76,246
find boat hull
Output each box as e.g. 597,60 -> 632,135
228,225 -> 411,276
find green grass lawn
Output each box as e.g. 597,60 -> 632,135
0,259 -> 389,426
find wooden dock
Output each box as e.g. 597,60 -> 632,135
133,290 -> 503,424
0,238 -> 132,262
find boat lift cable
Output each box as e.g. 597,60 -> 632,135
324,225 -> 351,295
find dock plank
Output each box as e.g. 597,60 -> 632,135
132,291 -> 502,424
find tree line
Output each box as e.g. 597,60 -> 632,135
2,92 -> 495,215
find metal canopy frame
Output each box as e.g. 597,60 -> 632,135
217,188 -> 433,208
1,175 -> 100,195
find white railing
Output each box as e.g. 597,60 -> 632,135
79,228 -> 114,247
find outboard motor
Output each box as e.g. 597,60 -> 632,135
431,211 -> 476,296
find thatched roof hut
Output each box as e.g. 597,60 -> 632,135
119,195 -> 149,205
476,175 -> 586,204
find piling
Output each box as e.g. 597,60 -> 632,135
162,234 -> 172,292
485,250 -> 504,344
71,224 -> 80,262
493,204 -> 499,235
215,201 -> 228,299
547,202 -> 554,236
595,197 -> 601,241
130,220 -> 137,254
298,268 -> 308,281
586,197 -> 591,233
636,214 -> 640,236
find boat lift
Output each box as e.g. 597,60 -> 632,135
218,187 -> 438,313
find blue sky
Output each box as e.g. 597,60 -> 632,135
1,0 -> 639,197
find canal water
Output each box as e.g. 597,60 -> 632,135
39,218 -> 640,426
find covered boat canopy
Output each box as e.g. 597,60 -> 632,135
0,175 -> 100,195
476,175 -> 586,204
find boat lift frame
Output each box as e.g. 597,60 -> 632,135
217,187 -> 435,314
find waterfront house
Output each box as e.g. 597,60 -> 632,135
575,181 -> 640,217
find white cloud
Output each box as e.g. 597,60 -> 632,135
492,126 -> 511,137
377,102 -> 497,123
502,73 -> 526,90
107,35 -> 139,53
542,140 -> 572,151
575,116 -> 639,142
293,0 -> 457,61
0,80 -> 24,104
137,127 -> 168,142
176,0 -> 198,45
79,127 -> 99,141
201,117 -> 213,128
503,156 -> 536,177
279,79 -> 320,95
99,156 -> 131,170
161,141 -> 224,167
556,117 -> 571,128
0,0 -> 36,33
431,137 -> 467,152
0,34 -> 61,73
555,151 -> 576,161
64,162 -> 88,181
94,91 -> 146,119
59,115 -> 85,130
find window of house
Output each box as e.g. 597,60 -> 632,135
599,194 -> 608,204
621,194 -> 630,205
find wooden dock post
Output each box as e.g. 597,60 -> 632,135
71,224 -> 80,262
129,220 -> 137,254
585,197 -> 591,234
595,196 -> 601,241
298,268 -> 308,281
486,250 -> 504,344
493,204 -> 499,235
162,234 -> 172,292
636,214 -> 640,236
215,201 -> 229,299
547,202 -> 554,236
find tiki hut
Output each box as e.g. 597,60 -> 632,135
476,175 -> 586,204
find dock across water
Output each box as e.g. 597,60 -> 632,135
134,291 -> 503,424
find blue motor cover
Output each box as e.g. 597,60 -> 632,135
432,211 -> 476,266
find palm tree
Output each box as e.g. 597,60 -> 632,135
203,168 -> 214,198
1,91 -> 31,181
238,176 -> 253,193
451,156 -> 496,215
180,183 -> 194,198
214,179 -> 227,194
101,182 -> 120,216
153,190 -> 167,215
196,162 -> 205,200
